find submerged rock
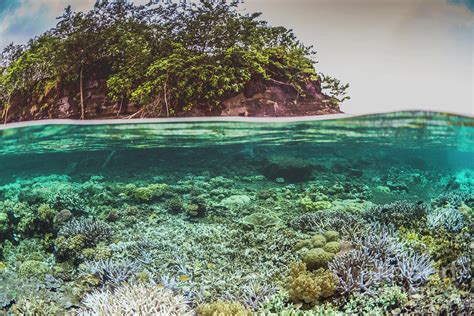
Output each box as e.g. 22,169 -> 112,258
262,156 -> 313,182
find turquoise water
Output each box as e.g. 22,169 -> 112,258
0,111 -> 472,314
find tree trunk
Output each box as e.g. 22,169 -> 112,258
80,65 -> 84,120
3,94 -> 11,124
164,80 -> 169,117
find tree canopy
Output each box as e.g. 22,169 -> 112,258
0,0 -> 348,118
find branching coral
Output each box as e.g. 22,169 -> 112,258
454,255 -> 472,287
395,251 -> 435,292
364,201 -> 428,229
79,282 -> 192,315
426,207 -> 465,232
328,249 -> 394,295
238,279 -> 276,311
355,225 -> 401,261
58,218 -> 112,247
290,211 -> 368,239
433,191 -> 472,208
80,259 -> 141,286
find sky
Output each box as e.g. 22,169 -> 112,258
0,0 -> 472,115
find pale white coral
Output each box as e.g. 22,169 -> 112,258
79,282 -> 192,315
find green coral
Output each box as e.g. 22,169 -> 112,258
303,248 -> 335,270
18,260 -> 49,279
323,241 -> 341,254
196,300 -> 251,316
125,183 -> 169,201
324,230 -> 340,242
295,232 -> 343,269
241,212 -> 282,228
299,197 -> 332,212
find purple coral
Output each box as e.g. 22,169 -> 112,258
59,217 -> 112,246
396,251 -> 435,292
328,248 -> 394,295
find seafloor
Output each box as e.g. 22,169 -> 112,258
0,112 -> 472,315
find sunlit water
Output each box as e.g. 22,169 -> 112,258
0,111 -> 472,314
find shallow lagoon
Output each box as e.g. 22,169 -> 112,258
0,111 -> 472,314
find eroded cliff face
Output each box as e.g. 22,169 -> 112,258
4,75 -> 340,123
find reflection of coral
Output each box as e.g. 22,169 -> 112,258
80,282 -> 192,315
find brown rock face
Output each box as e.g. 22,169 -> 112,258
4,75 -> 340,123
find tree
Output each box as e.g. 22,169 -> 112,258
0,0 -> 349,119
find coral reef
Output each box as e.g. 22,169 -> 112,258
79,282 -> 192,315
0,145 -> 472,315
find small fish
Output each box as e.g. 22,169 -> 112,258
179,275 -> 190,282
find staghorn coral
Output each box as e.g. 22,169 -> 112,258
79,282 -> 192,315
355,225 -> 401,261
58,217 -> 112,247
80,259 -> 142,286
290,211 -> 368,239
396,251 -> 435,292
433,191 -> 472,208
364,201 -> 428,229
426,207 -> 465,232
328,248 -> 394,295
454,255 -> 472,288
238,279 -> 277,311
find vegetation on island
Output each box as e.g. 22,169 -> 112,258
0,0 -> 349,120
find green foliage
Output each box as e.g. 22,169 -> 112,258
0,0 -> 346,117
321,74 -> 350,107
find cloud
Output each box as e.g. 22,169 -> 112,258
0,0 -> 155,49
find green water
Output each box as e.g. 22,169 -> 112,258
0,111 -> 472,314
